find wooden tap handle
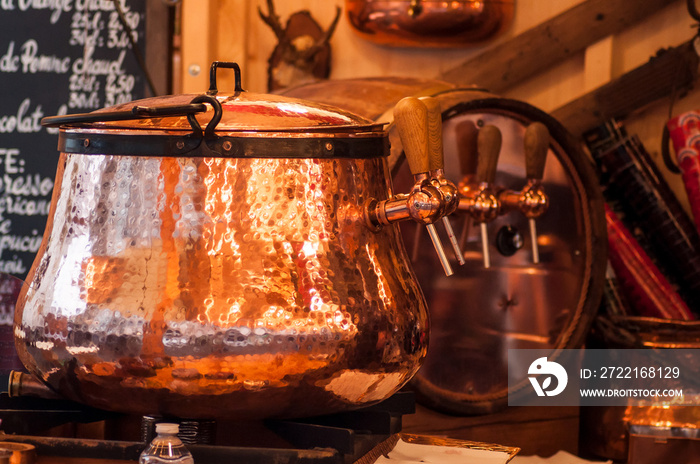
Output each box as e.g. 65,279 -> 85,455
455,119 -> 479,177
394,97 -> 430,175
419,96 -> 444,171
476,124 -> 502,184
524,121 -> 549,180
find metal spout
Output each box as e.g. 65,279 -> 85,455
7,371 -> 62,400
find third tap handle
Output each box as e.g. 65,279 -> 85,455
476,125 -> 502,184
523,122 -> 549,265
524,122 -> 549,181
475,125 -> 501,270
394,97 -> 430,176
456,120 -> 479,179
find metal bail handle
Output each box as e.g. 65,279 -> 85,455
187,94 -> 223,138
40,103 -> 209,128
207,61 -> 244,95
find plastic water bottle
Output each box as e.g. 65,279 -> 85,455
139,423 -> 194,464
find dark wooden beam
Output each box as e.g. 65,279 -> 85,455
439,0 -> 677,93
551,40 -> 699,137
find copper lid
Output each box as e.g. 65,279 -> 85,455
43,62 -> 381,134
42,62 -> 387,158
89,91 -> 382,134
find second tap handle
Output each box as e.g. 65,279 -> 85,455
476,125 -> 502,184
419,97 -> 444,171
456,120 -> 479,178
524,122 -> 549,181
394,97 -> 430,176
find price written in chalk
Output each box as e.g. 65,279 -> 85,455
105,72 -> 135,106
0,0 -> 147,279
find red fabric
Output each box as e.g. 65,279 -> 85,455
605,204 -> 694,320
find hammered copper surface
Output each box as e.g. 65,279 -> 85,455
89,91 -> 379,132
14,152 -> 429,419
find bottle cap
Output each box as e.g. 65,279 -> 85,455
155,423 -> 180,434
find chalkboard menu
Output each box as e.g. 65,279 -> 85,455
0,0 -> 150,281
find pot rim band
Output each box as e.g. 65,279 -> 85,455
57,132 -> 389,159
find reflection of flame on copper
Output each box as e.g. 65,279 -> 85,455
625,394 -> 700,429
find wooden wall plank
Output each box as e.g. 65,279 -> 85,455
584,36 -> 614,92
551,40 -> 699,138
213,0 -> 250,93
181,0 -> 216,93
439,0 -> 677,93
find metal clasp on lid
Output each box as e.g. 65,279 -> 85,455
207,61 -> 244,96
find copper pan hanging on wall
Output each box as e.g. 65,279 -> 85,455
345,0 -> 515,47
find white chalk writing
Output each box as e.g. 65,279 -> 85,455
2,148 -> 21,174
0,256 -> 27,276
0,99 -> 44,134
0,41 -> 19,72
0,196 -> 52,221
21,39 -> 72,73
0,0 -> 144,278
72,47 -> 125,75
0,231 -> 42,254
75,0 -> 129,12
0,173 -> 54,197
17,0 -> 74,24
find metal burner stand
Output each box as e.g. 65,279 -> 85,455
0,392 -> 414,464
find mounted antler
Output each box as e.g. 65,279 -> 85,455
303,7 -> 341,60
258,0 -> 286,42
259,1 -> 342,91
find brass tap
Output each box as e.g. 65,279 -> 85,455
365,96 -> 458,275
420,96 -> 464,265
497,122 -> 550,263
458,124 -> 502,268
454,120 -> 550,266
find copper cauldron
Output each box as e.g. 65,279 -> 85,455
13,63 -> 445,420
